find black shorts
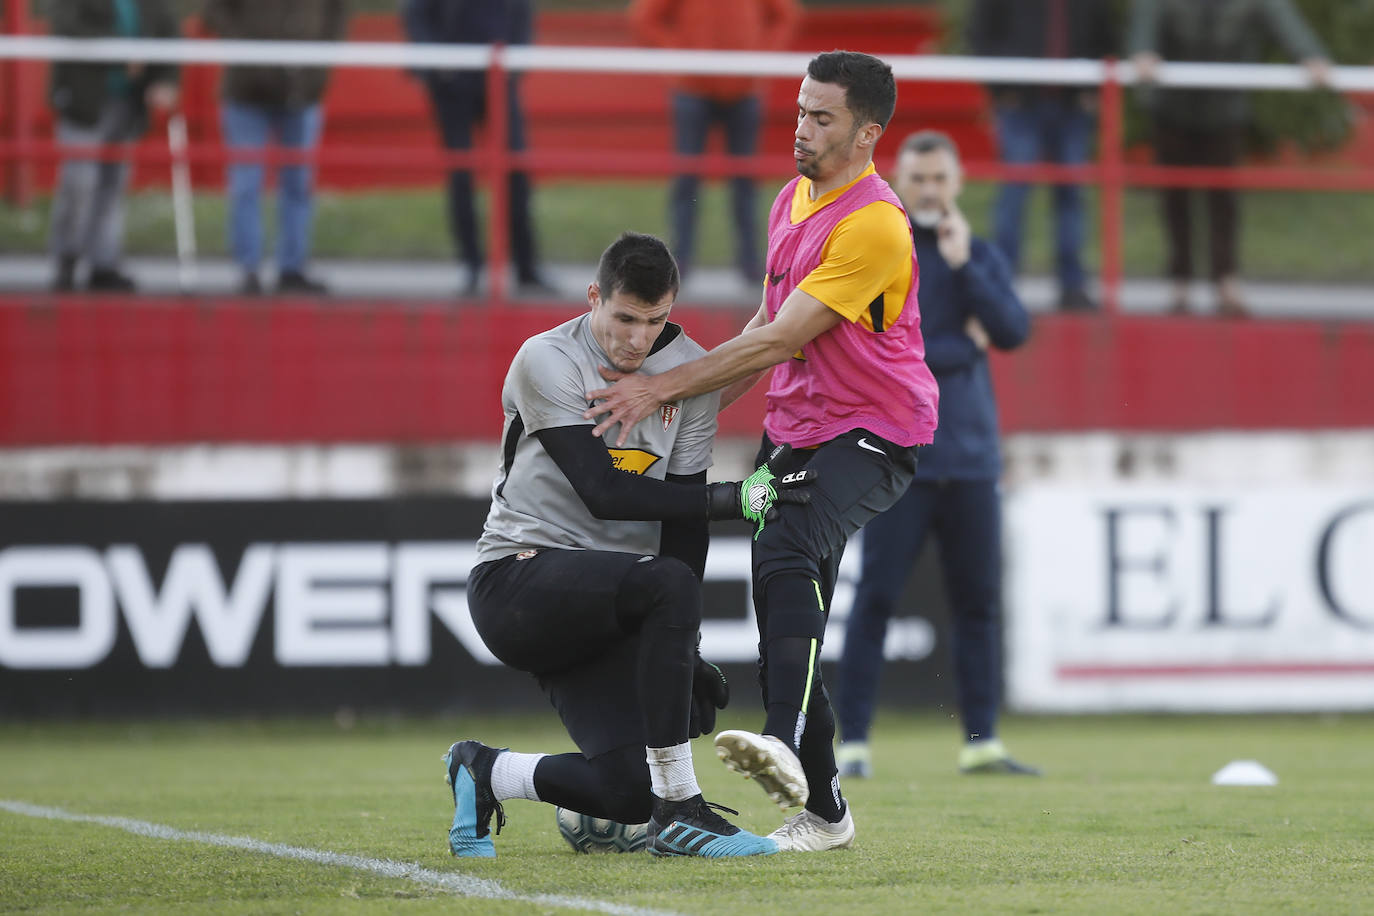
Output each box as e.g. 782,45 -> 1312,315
467,548 -> 661,758
752,427 -> 920,608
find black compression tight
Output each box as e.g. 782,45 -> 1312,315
533,743 -> 653,824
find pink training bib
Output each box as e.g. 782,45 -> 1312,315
762,173 -> 939,449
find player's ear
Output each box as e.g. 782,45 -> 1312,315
587,282 -> 601,310
857,122 -> 882,150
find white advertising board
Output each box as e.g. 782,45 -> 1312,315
1005,485 -> 1374,711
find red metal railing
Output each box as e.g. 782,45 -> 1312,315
4,26 -> 1374,313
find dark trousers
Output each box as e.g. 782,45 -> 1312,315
750,430 -> 918,797
669,91 -> 762,280
424,77 -> 540,280
467,548 -> 699,756
1154,119 -> 1244,281
837,478 -> 1004,744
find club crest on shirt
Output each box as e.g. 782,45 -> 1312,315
660,404 -> 679,430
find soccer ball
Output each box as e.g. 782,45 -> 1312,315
554,807 -> 649,854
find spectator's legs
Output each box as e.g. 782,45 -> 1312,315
274,103 -> 323,276
50,99 -> 135,286
722,94 -> 763,284
84,151 -> 131,272
1203,126 -> 1245,313
222,101 -> 271,276
991,99 -> 1040,272
931,479 -> 1003,744
1047,97 -> 1092,304
669,91 -> 711,277
1208,186 -> 1239,282
426,83 -> 482,283
835,481 -> 934,745
504,76 -> 542,284
1153,118 -> 1194,307
49,118 -> 103,282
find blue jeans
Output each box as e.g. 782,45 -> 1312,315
991,96 -> 1092,296
836,478 -> 1005,745
670,92 -> 762,280
221,101 -> 323,274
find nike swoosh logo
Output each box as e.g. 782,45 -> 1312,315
856,437 -> 885,455
766,268 -> 789,285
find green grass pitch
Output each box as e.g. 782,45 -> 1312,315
2,710 -> 1370,915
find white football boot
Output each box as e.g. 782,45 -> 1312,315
713,729 -> 809,809
767,805 -> 856,852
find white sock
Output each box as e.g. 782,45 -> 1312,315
489,750 -> 546,802
646,743 -> 700,802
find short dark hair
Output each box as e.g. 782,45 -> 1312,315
900,129 -> 961,162
806,50 -> 897,131
595,232 -> 680,304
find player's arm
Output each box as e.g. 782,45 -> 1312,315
960,239 -> 1030,352
718,301 -> 773,411
537,425 -> 813,530
584,292 -> 841,446
660,471 -> 708,580
538,425 -> 706,521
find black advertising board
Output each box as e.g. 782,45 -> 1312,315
0,499 -> 955,716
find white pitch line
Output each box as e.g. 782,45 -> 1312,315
0,800 -> 681,916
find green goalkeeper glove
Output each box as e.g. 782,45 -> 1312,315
705,444 -> 817,538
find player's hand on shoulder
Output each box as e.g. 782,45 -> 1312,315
584,369 -> 658,446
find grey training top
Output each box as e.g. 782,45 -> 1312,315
475,313 -> 720,563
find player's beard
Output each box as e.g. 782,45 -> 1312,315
795,127 -> 860,181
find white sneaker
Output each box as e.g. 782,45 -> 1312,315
714,729 -> 809,809
768,806 -> 855,852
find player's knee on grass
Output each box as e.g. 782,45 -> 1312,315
615,556 -> 701,634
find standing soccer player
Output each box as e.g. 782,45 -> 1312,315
448,232 -> 812,859
835,131 -> 1036,780
585,51 -> 939,852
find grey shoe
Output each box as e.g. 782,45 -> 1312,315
959,738 -> 1042,776
836,741 -> 872,779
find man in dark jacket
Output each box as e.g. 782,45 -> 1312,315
48,0 -> 180,292
835,131 -> 1036,779
967,0 -> 1118,312
202,0 -> 349,295
1129,0 -> 1330,316
402,0 -> 552,297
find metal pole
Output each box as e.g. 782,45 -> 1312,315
1098,58 -> 1124,315
168,112 -> 198,293
486,43 -> 510,304
3,0 -> 32,207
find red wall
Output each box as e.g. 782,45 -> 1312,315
3,296 -> 1371,446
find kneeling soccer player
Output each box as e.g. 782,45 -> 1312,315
445,232 -> 814,858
